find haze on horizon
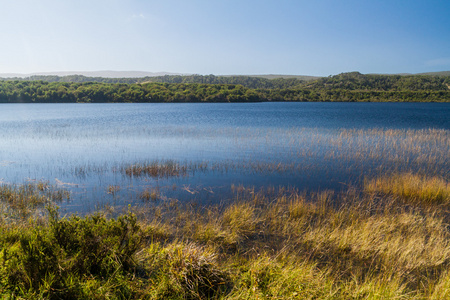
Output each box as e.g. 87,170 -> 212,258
1,0 -> 449,77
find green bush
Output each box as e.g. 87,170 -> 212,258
0,207 -> 143,299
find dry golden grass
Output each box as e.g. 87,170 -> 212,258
365,173 -> 450,205
133,182 -> 450,298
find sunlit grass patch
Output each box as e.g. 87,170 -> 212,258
365,173 -> 450,205
227,256 -> 337,299
222,202 -> 258,238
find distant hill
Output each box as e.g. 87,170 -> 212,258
0,71 -> 185,78
1,70 -> 449,79
221,74 -> 321,81
415,71 -> 450,76
0,74 -> 310,89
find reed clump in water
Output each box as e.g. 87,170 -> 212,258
124,160 -> 187,177
106,184 -> 120,195
140,187 -> 159,201
122,160 -> 209,178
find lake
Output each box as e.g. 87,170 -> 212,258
1,102 -> 449,214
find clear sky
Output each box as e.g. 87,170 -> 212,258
1,0 -> 449,76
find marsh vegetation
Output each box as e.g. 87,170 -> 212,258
0,175 -> 449,298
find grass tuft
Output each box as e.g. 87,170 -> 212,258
146,242 -> 231,299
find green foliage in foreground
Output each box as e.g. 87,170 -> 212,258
0,72 -> 449,103
0,173 -> 450,299
0,208 -> 143,299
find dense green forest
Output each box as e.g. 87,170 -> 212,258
0,72 -> 449,103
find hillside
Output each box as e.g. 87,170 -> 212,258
305,72 -> 450,91
220,74 -> 321,81
416,71 -> 450,76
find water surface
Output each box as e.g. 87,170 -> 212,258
0,102 -> 448,213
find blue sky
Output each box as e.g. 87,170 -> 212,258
0,0 -> 449,76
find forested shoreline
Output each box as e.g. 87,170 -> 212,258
0,72 -> 449,103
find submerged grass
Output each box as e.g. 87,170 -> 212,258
2,174 -> 450,298
0,181 -> 70,221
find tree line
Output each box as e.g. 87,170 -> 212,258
0,81 -> 262,103
0,72 -> 449,103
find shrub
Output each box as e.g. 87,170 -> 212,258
0,206 -> 143,299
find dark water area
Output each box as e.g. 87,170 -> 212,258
0,102 -> 448,213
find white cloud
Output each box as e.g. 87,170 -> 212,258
131,13 -> 145,20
